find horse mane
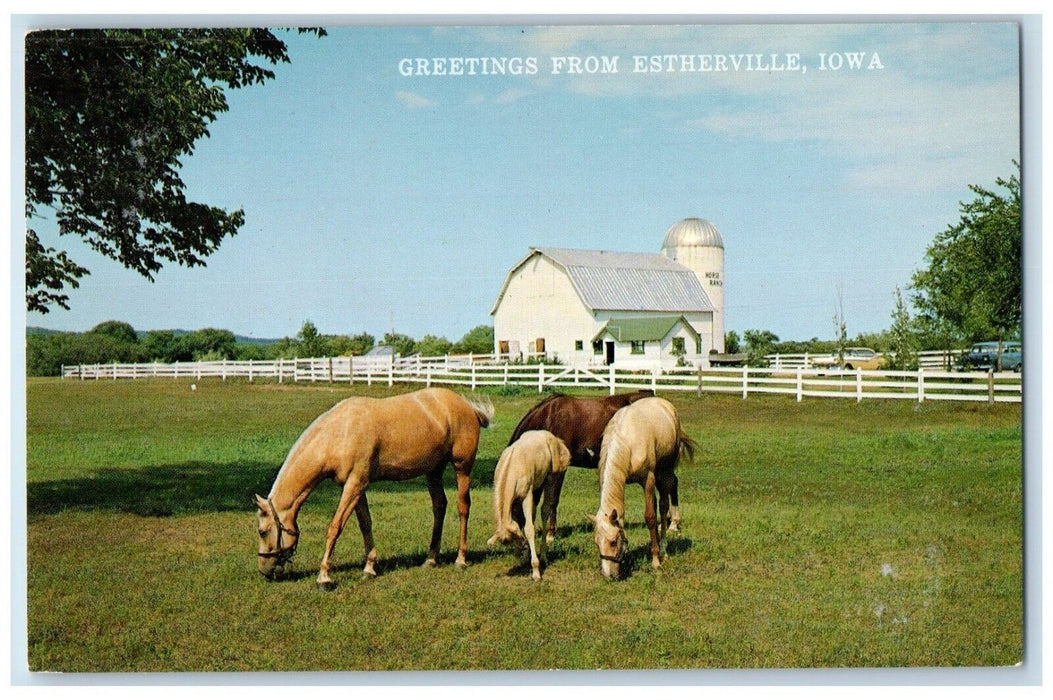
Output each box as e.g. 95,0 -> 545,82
464,394 -> 495,428
507,393 -> 566,445
596,410 -> 632,513
489,446 -> 522,544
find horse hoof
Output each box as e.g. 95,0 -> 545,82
316,580 -> 338,592
455,560 -> 468,570
361,572 -> 377,581
422,558 -> 437,568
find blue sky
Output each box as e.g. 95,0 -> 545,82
22,21 -> 1021,343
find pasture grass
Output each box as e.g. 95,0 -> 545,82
24,378 -> 1023,672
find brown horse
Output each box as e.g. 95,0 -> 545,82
507,389 -> 679,542
588,397 -> 696,579
255,387 -> 494,588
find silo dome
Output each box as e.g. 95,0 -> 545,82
661,217 -> 724,250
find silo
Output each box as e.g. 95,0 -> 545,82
660,217 -> 726,353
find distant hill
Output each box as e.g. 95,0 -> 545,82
27,326 -> 283,344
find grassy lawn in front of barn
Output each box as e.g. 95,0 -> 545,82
23,377 -> 1023,672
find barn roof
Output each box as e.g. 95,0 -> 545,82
593,315 -> 700,343
490,247 -> 715,315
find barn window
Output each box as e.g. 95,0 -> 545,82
575,340 -> 584,351
592,340 -> 604,355
671,337 -> 685,355
631,341 -> 645,355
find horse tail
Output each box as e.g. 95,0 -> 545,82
678,428 -> 698,464
464,394 -> 495,428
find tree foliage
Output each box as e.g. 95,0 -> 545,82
743,329 -> 779,367
24,27 -> 324,313
910,167 -> 1022,346
451,325 -> 494,354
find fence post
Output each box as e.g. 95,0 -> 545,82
504,363 -> 509,386
917,368 -> 925,403
471,363 -> 476,390
742,367 -> 748,399
856,370 -> 863,403
388,363 -> 394,387
427,366 -> 432,388
697,363 -> 703,397
651,367 -> 658,394
796,368 -> 803,402
113,362 -> 118,380
988,370 -> 995,405
221,358 -> 227,381
538,363 -> 545,393
609,364 -> 615,395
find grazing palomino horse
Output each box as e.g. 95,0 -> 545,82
255,387 -> 494,588
508,390 -> 681,542
588,397 -> 696,580
487,430 -> 572,581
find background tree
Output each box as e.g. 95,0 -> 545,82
381,332 -> 417,358
743,329 -> 779,367
451,325 -> 494,354
832,283 -> 848,364
911,166 -> 1022,368
886,287 -> 919,370
89,320 -> 139,345
25,27 -> 325,313
724,330 -> 741,355
415,334 -> 453,357
296,320 -> 322,357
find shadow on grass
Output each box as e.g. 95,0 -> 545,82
269,546 -> 502,584
27,457 -> 500,519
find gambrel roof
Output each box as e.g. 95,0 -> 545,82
490,247 -> 715,315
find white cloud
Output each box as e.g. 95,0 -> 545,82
396,91 -> 436,110
493,88 -> 531,104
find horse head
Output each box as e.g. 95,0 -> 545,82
587,508 -> 628,580
254,494 -> 300,580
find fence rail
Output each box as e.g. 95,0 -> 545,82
61,355 -> 1021,404
764,349 -> 965,371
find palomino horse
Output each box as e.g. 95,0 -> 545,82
487,430 -> 572,581
255,387 -> 494,588
508,390 -> 681,542
588,396 -> 696,580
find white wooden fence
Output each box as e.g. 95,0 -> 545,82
61,355 -> 1021,404
765,349 -> 965,371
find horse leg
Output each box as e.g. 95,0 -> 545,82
668,472 -> 681,532
423,467 -> 448,568
643,472 -> 661,571
534,484 -> 548,568
657,472 -> 673,556
317,477 -> 366,589
453,468 -> 472,569
522,489 -> 541,581
354,493 -> 378,578
542,469 -> 566,544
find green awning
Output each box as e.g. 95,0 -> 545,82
593,316 -> 697,343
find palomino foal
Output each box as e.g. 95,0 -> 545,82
487,430 -> 571,581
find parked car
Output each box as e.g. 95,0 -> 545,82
961,341 -> 1022,372
810,347 -> 884,371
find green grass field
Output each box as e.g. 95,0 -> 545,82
24,377 -> 1023,672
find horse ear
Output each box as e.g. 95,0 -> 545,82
609,509 -> 619,525
585,513 -> 597,524
253,494 -> 269,512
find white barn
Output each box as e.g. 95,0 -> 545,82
490,218 -> 726,370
